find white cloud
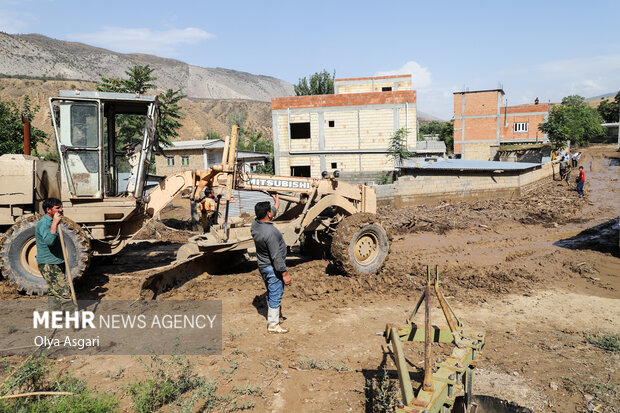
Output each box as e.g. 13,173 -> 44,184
66,27 -> 214,55
375,61 -> 432,89
0,9 -> 34,33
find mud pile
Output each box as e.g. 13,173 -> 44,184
381,178 -> 586,235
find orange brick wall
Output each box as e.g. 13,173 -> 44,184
453,90 -> 549,159
272,90 -> 417,110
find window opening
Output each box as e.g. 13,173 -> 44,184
290,122 -> 311,139
290,165 -> 311,177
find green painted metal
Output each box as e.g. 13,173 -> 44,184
384,265 -> 486,413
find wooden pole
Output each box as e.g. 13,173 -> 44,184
58,226 -> 77,307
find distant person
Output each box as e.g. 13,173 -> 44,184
251,194 -> 291,334
35,198 -> 74,312
572,152 -> 581,167
576,166 -> 586,197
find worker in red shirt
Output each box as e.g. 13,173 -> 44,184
576,166 -> 586,197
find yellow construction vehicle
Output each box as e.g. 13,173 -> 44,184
0,90 -> 389,296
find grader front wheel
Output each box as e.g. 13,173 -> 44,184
0,215 -> 91,295
331,213 -> 389,276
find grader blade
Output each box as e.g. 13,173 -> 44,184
138,247 -> 248,300
138,253 -> 212,300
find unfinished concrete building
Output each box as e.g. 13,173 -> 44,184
271,75 -> 417,182
453,89 -> 549,160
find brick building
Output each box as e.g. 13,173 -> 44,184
271,75 -> 417,181
155,139 -> 269,175
453,89 -> 549,160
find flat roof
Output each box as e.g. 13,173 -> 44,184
162,139 -> 269,157
334,74 -> 411,82
453,88 -> 504,95
399,159 -> 541,172
58,90 -> 157,102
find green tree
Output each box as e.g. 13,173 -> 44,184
156,88 -> 186,147
0,96 -> 47,156
204,130 -> 221,140
295,70 -> 335,96
387,128 -> 411,167
539,95 -> 604,147
95,65 -> 184,150
597,91 -> 620,123
419,120 -> 454,153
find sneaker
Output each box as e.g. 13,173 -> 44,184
267,323 -> 289,334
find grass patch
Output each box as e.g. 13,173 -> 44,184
228,330 -> 244,341
233,384 -> 263,396
231,348 -> 247,358
262,359 -> 281,371
586,333 -> 620,353
294,356 -> 351,372
128,354 -> 204,413
365,365 -> 399,413
0,354 -> 119,412
563,376 -> 617,401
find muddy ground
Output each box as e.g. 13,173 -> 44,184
1,145 -> 619,412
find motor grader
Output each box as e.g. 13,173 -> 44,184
0,90 -> 389,297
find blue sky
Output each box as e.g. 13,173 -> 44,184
1,0 -> 619,118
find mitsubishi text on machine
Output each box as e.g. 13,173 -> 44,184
248,178 -> 311,189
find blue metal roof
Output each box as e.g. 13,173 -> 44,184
400,159 -> 541,171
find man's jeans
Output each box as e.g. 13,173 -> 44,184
577,181 -> 584,196
259,265 -> 284,309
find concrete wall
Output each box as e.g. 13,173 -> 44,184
272,90 -> 417,178
376,161 -> 554,207
335,75 -> 412,94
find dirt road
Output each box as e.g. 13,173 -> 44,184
1,145 -> 618,412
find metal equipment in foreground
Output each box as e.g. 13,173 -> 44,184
384,266 -> 485,413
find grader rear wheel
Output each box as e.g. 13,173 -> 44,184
0,215 -> 91,295
330,213 -> 389,276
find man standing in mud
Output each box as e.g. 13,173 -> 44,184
251,194 -> 291,334
35,198 -> 75,312
576,166 -> 586,197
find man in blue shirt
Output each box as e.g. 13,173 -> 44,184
35,198 -> 74,311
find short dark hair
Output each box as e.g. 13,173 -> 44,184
255,201 -> 271,220
42,198 -> 62,213
579,166 -> 583,169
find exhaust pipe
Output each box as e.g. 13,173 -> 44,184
22,115 -> 31,155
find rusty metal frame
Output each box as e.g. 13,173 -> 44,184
384,266 -> 486,413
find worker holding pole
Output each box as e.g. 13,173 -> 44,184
35,198 -> 76,312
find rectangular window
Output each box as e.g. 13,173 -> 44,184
290,122 -> 311,139
382,87 -> 392,92
328,120 -> 335,127
514,122 -> 528,133
181,156 -> 189,166
331,162 -> 337,169
166,156 -> 174,166
290,165 -> 311,177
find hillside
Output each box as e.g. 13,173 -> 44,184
0,32 -> 294,102
0,78 -> 272,152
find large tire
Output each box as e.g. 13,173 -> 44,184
330,213 -> 389,276
0,215 -> 91,295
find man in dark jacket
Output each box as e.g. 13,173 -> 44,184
251,194 -> 291,334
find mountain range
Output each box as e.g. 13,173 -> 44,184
0,32 -> 441,148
